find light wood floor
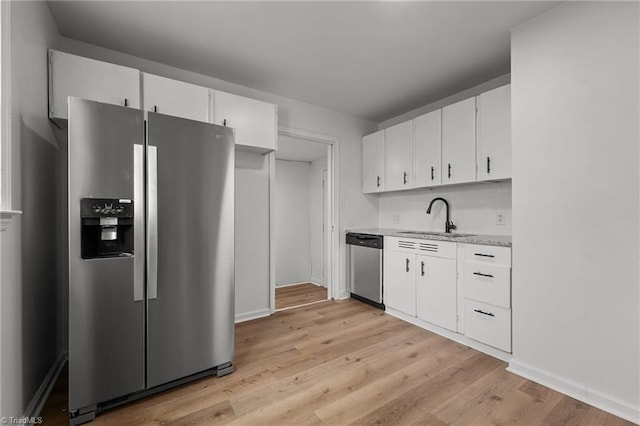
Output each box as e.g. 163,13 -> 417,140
41,299 -> 631,425
276,282 -> 327,310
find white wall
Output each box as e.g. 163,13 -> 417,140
378,181 -> 511,235
510,2 -> 639,423
275,159 -> 311,286
234,151 -> 271,321
310,156 -> 327,285
0,0 -> 61,418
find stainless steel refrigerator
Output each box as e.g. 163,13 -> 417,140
66,98 -> 235,424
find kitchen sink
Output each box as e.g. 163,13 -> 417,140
398,231 -> 476,238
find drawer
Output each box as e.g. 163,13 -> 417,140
386,236 -> 456,259
464,299 -> 511,353
462,243 -> 511,267
463,262 -> 511,308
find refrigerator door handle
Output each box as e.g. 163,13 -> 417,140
147,145 -> 158,300
133,144 -> 144,302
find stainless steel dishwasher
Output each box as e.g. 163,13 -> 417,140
346,232 -> 384,310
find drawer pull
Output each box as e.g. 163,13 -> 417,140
474,253 -> 495,258
474,309 -> 495,317
406,258 -> 410,273
473,272 -> 494,278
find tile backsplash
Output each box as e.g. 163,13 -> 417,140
377,180 -> 512,235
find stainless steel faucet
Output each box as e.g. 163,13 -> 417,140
426,197 -> 456,233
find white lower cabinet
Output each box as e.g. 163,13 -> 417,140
460,243 -> 512,353
464,300 -> 511,352
416,254 -> 457,331
384,237 -> 457,323
384,249 -> 416,316
384,237 -> 513,357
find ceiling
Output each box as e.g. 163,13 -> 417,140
47,1 -> 560,123
276,135 -> 328,163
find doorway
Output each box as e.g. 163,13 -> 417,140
270,128 -> 337,312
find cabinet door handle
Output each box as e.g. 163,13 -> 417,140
124,98 -> 129,107
421,261 -> 425,276
487,156 -> 491,174
448,163 -> 451,179
153,105 -> 158,113
376,176 -> 381,187
473,272 -> 494,278
223,119 -> 227,127
474,309 -> 495,317
474,253 -> 495,258
403,171 -> 408,184
430,166 -> 434,181
406,258 -> 410,273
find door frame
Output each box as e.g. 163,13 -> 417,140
269,126 -> 339,313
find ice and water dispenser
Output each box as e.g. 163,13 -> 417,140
80,198 -> 134,259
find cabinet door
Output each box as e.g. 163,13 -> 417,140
477,85 -> 511,181
384,121 -> 414,191
414,110 -> 441,187
213,91 -> 277,152
142,73 -> 210,123
416,255 -> 457,331
383,250 -> 416,316
49,50 -> 140,122
362,130 -> 385,193
442,97 -> 476,184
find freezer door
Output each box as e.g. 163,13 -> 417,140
146,112 -> 235,388
68,98 -> 145,411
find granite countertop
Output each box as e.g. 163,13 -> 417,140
347,228 -> 512,247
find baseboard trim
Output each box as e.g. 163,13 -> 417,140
23,351 -> 68,420
384,307 -> 512,362
275,281 -> 312,288
507,359 -> 640,424
309,278 -> 326,287
235,308 -> 271,323
336,289 -> 350,300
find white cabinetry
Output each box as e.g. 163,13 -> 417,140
384,248 -> 416,316
460,243 -> 512,352
441,97 -> 476,184
414,110 -> 441,187
48,49 -> 140,124
384,121 -> 413,191
477,84 -> 511,181
362,130 -> 385,193
416,245 -> 457,331
384,237 -> 457,325
142,73 -> 210,123
213,90 -> 278,153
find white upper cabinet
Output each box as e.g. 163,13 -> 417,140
48,50 -> 140,123
414,110 -> 442,188
476,84 -> 511,181
384,121 -> 414,191
213,90 -> 278,153
362,130 -> 385,193
142,73 -> 210,123
441,97 -> 477,185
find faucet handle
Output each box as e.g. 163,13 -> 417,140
447,221 -> 457,233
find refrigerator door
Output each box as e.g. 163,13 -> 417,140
68,98 -> 145,411
146,112 -> 235,388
